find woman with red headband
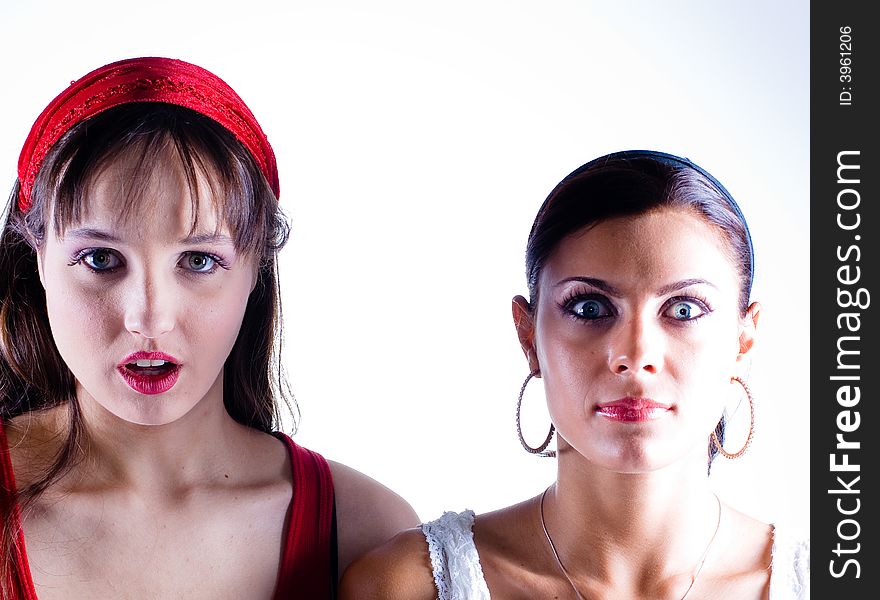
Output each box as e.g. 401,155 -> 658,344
0,57 -> 417,599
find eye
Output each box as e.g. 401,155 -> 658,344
664,299 -> 707,321
81,249 -> 122,271
180,252 -> 217,273
567,296 -> 614,320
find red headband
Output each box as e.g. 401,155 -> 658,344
16,57 -> 279,212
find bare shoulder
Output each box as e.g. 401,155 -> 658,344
342,499 -> 539,599
328,460 -> 420,578
696,503 -> 774,595
724,504 -> 774,566
339,527 -> 436,600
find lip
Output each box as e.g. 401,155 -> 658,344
595,397 -> 672,423
117,351 -> 181,395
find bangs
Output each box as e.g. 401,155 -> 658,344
29,103 -> 285,257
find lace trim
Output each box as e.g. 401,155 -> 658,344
421,510 -> 490,600
769,526 -> 810,600
422,514 -> 453,599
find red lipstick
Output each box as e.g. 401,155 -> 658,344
596,397 -> 671,422
117,351 -> 181,395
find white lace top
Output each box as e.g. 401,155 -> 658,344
421,510 -> 809,600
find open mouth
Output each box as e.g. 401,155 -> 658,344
117,355 -> 181,395
124,359 -> 178,376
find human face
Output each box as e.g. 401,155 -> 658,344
37,149 -> 258,426
514,208 -> 758,473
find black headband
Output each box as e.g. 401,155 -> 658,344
561,149 -> 755,292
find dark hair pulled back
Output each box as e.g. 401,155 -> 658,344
525,150 -> 754,315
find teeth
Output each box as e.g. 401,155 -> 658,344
135,359 -> 168,367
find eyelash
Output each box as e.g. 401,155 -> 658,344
662,295 -> 714,325
559,290 -> 616,323
558,290 -> 714,324
68,248 -> 230,276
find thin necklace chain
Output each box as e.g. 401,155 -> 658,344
539,488 -> 722,600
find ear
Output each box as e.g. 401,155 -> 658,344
249,254 -> 263,294
512,295 -> 540,375
251,264 -> 260,294
736,301 -> 761,361
35,246 -> 46,289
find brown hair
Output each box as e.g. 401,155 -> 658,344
523,151 -> 754,470
0,103 -> 294,594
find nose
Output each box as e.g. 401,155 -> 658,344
123,270 -> 176,340
608,311 -> 664,376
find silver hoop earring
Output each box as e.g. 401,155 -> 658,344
711,376 -> 755,459
516,370 -> 556,457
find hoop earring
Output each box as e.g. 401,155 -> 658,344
516,370 -> 556,457
711,376 -> 754,459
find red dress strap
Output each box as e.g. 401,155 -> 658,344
0,421 -> 39,600
272,433 -> 335,600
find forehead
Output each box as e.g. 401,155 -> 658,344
71,142 -> 227,237
541,208 -> 739,291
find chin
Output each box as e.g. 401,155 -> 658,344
76,378 -> 204,427
96,389 -> 203,427
604,459 -> 670,475
573,438 -> 679,474
597,452 -> 664,474
101,403 -> 190,427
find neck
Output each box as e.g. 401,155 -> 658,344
69,373 -> 256,495
543,447 -> 723,586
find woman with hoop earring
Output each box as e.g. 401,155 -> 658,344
342,150 -> 809,600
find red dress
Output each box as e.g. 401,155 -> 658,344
0,422 -> 335,599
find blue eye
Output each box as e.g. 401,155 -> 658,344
665,300 -> 705,321
82,249 -> 122,271
569,298 -> 613,320
181,252 -> 217,273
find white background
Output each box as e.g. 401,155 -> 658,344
0,1 -> 809,530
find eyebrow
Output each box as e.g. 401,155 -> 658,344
65,228 -> 122,242
656,278 -> 718,295
64,228 -> 234,246
555,276 -> 717,297
179,232 -> 235,246
554,277 -> 622,296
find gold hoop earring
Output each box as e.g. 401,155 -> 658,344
711,376 -> 754,459
516,370 -> 556,457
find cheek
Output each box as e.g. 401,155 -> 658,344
669,324 -> 742,416
534,304 -> 590,366
180,276 -> 254,358
534,316 -> 605,414
676,319 -> 741,374
43,269 -> 118,361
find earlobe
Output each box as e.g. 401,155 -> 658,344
737,301 -> 762,359
512,295 -> 540,374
